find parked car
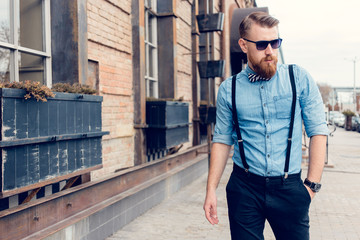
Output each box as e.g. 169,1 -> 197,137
352,115 -> 360,131
329,111 -> 339,125
333,113 -> 345,127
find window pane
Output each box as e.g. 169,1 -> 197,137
148,13 -> 155,43
149,80 -> 157,98
0,47 -> 10,82
0,0 -> 11,43
149,46 -> 155,78
19,51 -> 44,84
19,0 -> 43,51
145,44 -> 149,76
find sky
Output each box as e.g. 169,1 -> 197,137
256,0 -> 360,93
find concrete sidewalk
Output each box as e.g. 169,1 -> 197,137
107,127 -> 360,240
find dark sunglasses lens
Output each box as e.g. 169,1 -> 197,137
271,39 -> 282,49
256,41 -> 269,50
255,39 -> 282,50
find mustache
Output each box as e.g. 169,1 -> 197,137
262,55 -> 275,62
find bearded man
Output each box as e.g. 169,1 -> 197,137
203,12 -> 328,240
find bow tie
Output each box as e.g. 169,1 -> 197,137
248,73 -> 271,83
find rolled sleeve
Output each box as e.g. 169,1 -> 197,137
298,66 -> 329,137
212,79 -> 235,146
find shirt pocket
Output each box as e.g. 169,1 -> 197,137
274,94 -> 292,119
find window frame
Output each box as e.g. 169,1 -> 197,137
144,0 -> 158,98
0,0 -> 52,87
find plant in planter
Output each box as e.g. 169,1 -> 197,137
0,81 -> 108,197
342,109 -> 355,131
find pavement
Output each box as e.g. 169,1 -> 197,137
107,126 -> 360,240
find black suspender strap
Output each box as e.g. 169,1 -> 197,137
284,64 -> 297,179
231,65 -> 297,177
232,74 -> 249,172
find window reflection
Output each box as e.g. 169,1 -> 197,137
0,47 -> 10,82
20,0 -> 43,51
0,0 -> 11,43
19,52 -> 44,84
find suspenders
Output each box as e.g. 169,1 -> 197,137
231,65 -> 296,178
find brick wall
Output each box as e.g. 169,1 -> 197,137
176,0 -> 193,150
85,0 -> 251,178
87,0 -> 134,178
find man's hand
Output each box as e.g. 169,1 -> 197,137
203,190 -> 219,225
304,185 -> 315,200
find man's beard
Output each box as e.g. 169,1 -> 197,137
249,54 -> 278,79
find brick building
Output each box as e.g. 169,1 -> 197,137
0,0 -> 264,239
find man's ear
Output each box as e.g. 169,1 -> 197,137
238,38 -> 248,53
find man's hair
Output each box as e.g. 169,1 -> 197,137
239,12 -> 279,38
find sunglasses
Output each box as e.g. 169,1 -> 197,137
243,38 -> 283,51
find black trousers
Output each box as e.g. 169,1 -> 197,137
226,164 -> 311,240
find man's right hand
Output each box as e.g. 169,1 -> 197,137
203,190 -> 219,225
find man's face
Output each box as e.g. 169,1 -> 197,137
238,24 -> 279,79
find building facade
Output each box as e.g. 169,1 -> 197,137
0,0 -> 260,239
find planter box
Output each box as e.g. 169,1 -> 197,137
146,101 -> 189,150
197,60 -> 225,78
196,13 -> 224,32
199,105 -> 216,124
0,88 -> 109,197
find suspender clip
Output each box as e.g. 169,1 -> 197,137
284,172 -> 288,179
288,138 -> 292,141
238,139 -> 243,143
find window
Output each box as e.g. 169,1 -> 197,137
0,0 -> 51,86
144,0 -> 158,98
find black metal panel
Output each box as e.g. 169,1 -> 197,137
48,100 -> 59,136
67,101 -> 75,133
39,145 -> 50,179
15,146 -> 27,188
199,105 -> 216,124
146,101 -> 189,150
59,102 -> 67,135
49,142 -> 59,177
51,0 -> 88,85
2,98 -> 15,139
196,13 -> 224,33
146,101 -> 189,127
147,125 -> 189,150
3,148 -> 15,190
197,60 -> 225,78
39,101 -> 49,137
15,99 -> 28,139
67,140 -> 76,172
0,88 -> 107,193
59,142 -> 68,174
28,144 -> 40,185
28,101 -> 39,138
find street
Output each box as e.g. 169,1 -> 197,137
107,126 -> 360,240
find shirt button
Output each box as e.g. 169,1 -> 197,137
266,135 -> 270,139
267,154 -> 270,158
261,86 -> 264,89
265,120 -> 269,124
263,103 -> 266,107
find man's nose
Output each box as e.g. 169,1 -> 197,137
264,43 -> 273,55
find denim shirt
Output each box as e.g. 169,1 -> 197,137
213,64 -> 329,177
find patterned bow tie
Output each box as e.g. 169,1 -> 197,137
248,73 -> 271,83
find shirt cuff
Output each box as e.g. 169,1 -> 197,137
212,134 -> 234,146
306,124 -> 329,138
